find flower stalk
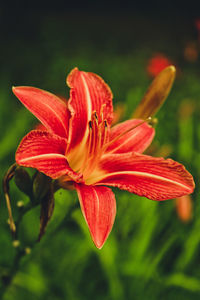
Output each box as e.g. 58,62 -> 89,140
3,163 -> 17,234
133,66 -> 176,119
1,165 -> 78,297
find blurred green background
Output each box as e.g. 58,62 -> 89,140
1,2 -> 200,299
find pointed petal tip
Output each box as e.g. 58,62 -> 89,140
12,86 -> 26,97
12,85 -> 18,94
76,184 -> 116,250
12,85 -> 25,92
91,231 -> 109,249
94,240 -> 104,249
12,86 -> 32,98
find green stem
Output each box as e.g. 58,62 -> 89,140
0,200 -> 39,298
1,164 -> 79,298
2,163 -> 17,234
0,247 -> 26,298
0,197 -> 78,299
14,201 -> 40,240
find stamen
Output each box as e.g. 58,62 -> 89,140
94,111 -> 98,122
89,120 -> 92,128
81,109 -> 114,179
82,113 -> 108,179
80,111 -> 99,176
96,120 -> 109,158
90,112 -> 99,157
103,117 -> 152,151
100,104 -> 106,123
80,121 -> 93,174
100,120 -> 108,149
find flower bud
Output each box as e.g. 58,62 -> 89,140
133,66 -> 176,119
33,172 -> 52,201
14,167 -> 32,197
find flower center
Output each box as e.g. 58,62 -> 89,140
63,113 -> 153,186
80,111 -> 109,181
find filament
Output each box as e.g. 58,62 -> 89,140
82,113 -> 108,179
103,117 -> 152,151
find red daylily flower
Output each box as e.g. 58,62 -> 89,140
147,54 -> 173,77
13,68 -> 194,249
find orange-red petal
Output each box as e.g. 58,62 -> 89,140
16,130 -> 81,181
75,183 -> 116,249
94,152 -> 195,200
106,119 -> 155,154
66,68 -> 113,152
12,86 -> 70,138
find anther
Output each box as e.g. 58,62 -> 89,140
89,120 -> 92,128
94,111 -> 98,121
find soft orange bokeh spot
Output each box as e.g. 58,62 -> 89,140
176,195 -> 193,222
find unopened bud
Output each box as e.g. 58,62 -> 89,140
14,167 -> 32,197
133,66 -> 176,119
33,172 -> 52,201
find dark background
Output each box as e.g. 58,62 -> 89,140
1,1 -> 200,299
